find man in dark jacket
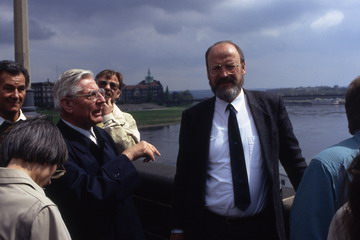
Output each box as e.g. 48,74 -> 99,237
46,68 -> 160,240
171,41 -> 307,240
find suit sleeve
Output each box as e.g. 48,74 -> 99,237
277,96 -> 307,190
172,110 -> 191,230
290,159 -> 336,240
58,151 -> 141,208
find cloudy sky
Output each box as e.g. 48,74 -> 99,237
1,0 -> 359,91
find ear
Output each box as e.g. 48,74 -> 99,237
60,98 -> 73,113
242,62 -> 246,74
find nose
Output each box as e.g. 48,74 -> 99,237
97,91 -> 106,103
11,89 -> 20,98
218,66 -> 229,77
104,82 -> 111,90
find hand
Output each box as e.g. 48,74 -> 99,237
122,141 -> 161,162
170,233 -> 184,240
102,97 -> 114,115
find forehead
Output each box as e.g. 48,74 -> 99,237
98,74 -> 119,83
0,72 -> 26,85
208,43 -> 240,63
77,78 -> 98,91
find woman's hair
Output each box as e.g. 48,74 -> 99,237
0,116 -> 68,167
342,153 -> 360,239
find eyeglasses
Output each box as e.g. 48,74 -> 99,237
51,165 -> 66,179
97,80 -> 119,91
208,63 -> 240,76
68,88 -> 105,101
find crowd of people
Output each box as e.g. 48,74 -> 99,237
0,40 -> 359,240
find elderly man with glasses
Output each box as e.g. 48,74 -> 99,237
0,117 -> 71,240
46,69 -> 160,240
95,69 -> 140,154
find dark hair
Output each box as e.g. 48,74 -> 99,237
95,69 -> 124,90
345,76 -> 360,135
0,60 -> 30,88
205,40 -> 245,69
0,116 -> 67,167
341,153 -> 360,240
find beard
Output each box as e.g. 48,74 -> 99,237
210,76 -> 243,102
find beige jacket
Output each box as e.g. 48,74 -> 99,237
0,168 -> 71,240
98,104 -> 140,153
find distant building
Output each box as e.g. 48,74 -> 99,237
121,69 -> 164,103
32,80 -> 54,108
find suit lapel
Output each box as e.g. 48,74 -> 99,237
57,120 -> 103,173
244,91 -> 273,174
200,97 -> 216,158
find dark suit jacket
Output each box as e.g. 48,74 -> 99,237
172,90 -> 307,240
46,120 -> 144,240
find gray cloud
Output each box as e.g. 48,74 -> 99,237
1,0 -> 359,90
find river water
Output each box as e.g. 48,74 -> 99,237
140,104 -> 350,169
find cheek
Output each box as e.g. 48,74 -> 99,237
208,77 -> 216,86
19,93 -> 26,100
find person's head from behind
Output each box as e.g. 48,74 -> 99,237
0,60 -> 29,122
205,40 -> 246,103
53,69 -> 106,130
95,69 -> 123,103
345,76 -> 360,135
0,117 -> 67,187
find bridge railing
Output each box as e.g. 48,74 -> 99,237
132,161 -> 295,240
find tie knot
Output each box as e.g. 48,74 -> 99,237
227,104 -> 236,113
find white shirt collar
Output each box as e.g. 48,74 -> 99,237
61,119 -> 98,144
215,88 -> 244,114
0,109 -> 26,125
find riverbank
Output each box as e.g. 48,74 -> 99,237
36,103 -> 187,128
121,103 -> 187,127
119,103 -> 166,111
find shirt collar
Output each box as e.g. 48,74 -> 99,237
215,88 -> 244,114
0,109 -> 26,125
61,119 -> 97,141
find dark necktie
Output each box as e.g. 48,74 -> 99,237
227,104 -> 251,211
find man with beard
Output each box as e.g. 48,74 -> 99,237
170,41 -> 307,240
0,60 -> 28,134
95,69 -> 140,153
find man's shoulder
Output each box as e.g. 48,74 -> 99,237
184,97 -> 215,114
245,89 -> 281,103
312,136 -> 360,167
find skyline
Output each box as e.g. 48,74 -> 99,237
1,0 -> 359,91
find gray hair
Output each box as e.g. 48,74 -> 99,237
0,116 -> 68,167
53,69 -> 93,110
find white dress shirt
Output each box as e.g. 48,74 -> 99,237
62,119 -> 98,145
205,89 -> 268,217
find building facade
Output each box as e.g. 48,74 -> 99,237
121,69 -> 164,104
32,80 -> 54,108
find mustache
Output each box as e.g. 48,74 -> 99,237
216,76 -> 235,85
7,99 -> 20,103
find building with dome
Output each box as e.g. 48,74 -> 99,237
120,69 -> 164,104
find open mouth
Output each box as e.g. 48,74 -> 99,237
93,109 -> 102,116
